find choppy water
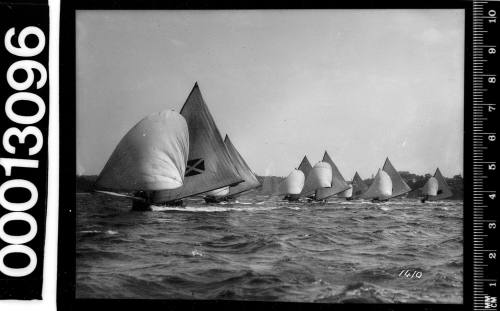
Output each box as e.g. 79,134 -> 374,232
76,192 -> 463,303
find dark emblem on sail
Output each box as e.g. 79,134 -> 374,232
185,158 -> 205,176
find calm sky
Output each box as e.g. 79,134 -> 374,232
76,10 -> 464,179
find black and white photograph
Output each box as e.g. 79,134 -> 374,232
74,9 -> 465,303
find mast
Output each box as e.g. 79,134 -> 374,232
150,83 -> 243,204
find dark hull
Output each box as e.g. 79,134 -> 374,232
131,198 -> 184,211
283,194 -> 300,202
204,196 -> 228,204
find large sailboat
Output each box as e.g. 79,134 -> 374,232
204,135 -> 261,203
96,83 -> 244,210
314,151 -> 350,201
361,158 -> 411,202
421,168 -> 453,202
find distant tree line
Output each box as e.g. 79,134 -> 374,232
76,172 -> 463,199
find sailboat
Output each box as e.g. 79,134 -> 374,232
420,168 -> 453,202
350,172 -> 369,200
94,110 -> 190,208
204,135 -> 261,203
314,151 -> 350,201
337,182 -> 353,200
282,156 -> 312,201
96,83 -> 244,210
361,158 -> 411,202
301,161 -> 332,200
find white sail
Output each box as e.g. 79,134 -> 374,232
422,177 -> 439,196
302,161 -> 332,195
205,186 -> 230,197
360,169 -> 392,200
284,169 -> 305,195
95,110 -> 189,192
337,184 -> 353,198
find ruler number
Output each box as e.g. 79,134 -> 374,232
489,223 -> 496,229
489,10 -> 496,23
488,134 -> 496,141
488,77 -> 496,84
489,105 -> 496,112
488,164 -> 496,170
489,193 -> 496,200
489,252 -> 496,260
489,47 -> 496,54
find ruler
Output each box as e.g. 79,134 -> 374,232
472,1 -> 499,311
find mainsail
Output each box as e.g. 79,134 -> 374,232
360,169 -> 392,200
224,135 -> 261,197
352,172 -> 368,198
298,156 -> 313,195
382,158 -> 412,199
315,151 -> 350,200
429,168 -> 453,200
150,83 -> 243,204
301,161 -> 332,196
95,110 -> 189,192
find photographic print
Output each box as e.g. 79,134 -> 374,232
74,9 -> 464,303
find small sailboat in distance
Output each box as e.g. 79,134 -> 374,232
204,135 -> 261,203
301,161 -> 332,199
361,158 -> 411,202
314,151 -> 350,201
421,168 -> 453,203
150,83 -> 244,206
94,110 -> 190,209
382,157 -> 412,199
283,156 -> 312,201
351,172 -> 368,199
360,168 -> 392,201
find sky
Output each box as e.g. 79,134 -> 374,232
76,9 -> 464,179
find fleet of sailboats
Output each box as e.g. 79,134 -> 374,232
94,83 -> 455,209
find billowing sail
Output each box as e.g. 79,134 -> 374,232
337,184 -> 353,198
151,83 -> 243,204
382,158 -> 412,198
205,186 -> 230,198
95,110 -> 189,192
224,135 -> 261,197
422,177 -> 438,196
430,168 -> 453,200
352,172 -> 368,198
302,161 -> 332,196
282,169 -> 305,195
315,151 -> 350,200
298,156 -> 313,195
360,169 -> 392,200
